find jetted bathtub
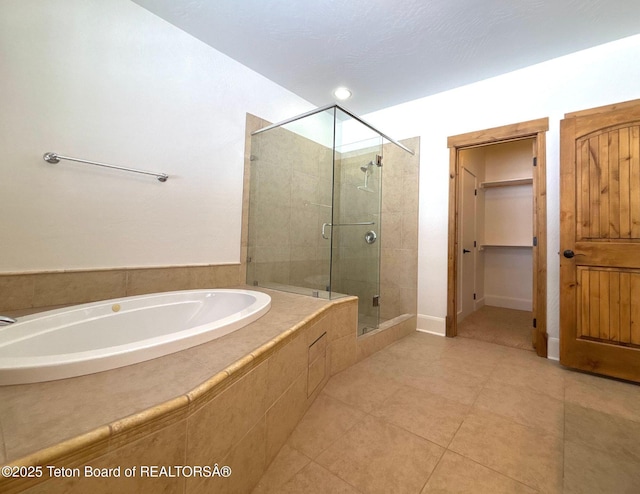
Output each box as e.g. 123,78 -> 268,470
0,289 -> 271,385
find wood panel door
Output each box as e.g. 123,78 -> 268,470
560,99 -> 640,381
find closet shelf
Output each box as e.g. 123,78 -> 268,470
480,177 -> 533,188
480,244 -> 533,249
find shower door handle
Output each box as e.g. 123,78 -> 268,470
322,223 -> 331,239
322,221 -> 375,240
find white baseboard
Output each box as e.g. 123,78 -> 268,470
417,314 -> 446,336
474,297 -> 485,311
547,337 -> 559,361
485,295 -> 532,311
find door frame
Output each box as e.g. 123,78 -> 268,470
446,118 -> 549,357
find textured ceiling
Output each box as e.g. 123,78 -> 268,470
132,0 -> 640,114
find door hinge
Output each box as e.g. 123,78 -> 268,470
474,240 -> 477,247
533,236 -> 538,247
473,293 -> 476,300
474,189 -> 477,196
533,157 -> 537,167
376,154 -> 382,167
533,318 -> 537,328
246,256 -> 252,263
373,295 -> 380,307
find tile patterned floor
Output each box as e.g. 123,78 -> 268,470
457,306 -> 534,351
252,332 -> 640,494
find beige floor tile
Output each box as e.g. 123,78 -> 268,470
564,370 -> 640,422
440,337 -> 508,365
398,361 -> 487,406
499,345 -> 545,365
473,380 -> 564,437
321,362 -> 401,413
430,351 -> 497,379
316,414 -> 444,494
457,306 -> 533,352
251,329 -> 640,494
251,444 -> 310,494
565,402 -> 640,462
371,385 -> 470,447
492,327 -> 535,351
382,332 -> 448,361
564,440 -> 640,494
457,322 -> 501,344
288,392 -> 364,459
359,348 -> 435,389
449,410 -> 562,493
489,353 -> 565,401
421,451 -> 537,494
276,462 -> 361,494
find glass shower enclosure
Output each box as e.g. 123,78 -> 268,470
247,105 -> 406,334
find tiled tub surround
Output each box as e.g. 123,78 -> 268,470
0,288 -> 415,493
0,264 -> 242,314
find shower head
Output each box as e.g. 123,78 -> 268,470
360,161 -> 374,173
358,160 -> 375,192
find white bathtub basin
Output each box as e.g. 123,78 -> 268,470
0,289 -> 271,385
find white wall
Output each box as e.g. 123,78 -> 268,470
364,34 -> 640,358
0,0 -> 313,272
484,248 -> 533,311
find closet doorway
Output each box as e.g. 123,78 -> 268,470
446,118 -> 549,357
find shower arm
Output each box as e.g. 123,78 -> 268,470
322,222 -> 375,240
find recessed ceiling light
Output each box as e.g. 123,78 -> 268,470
333,87 -> 352,101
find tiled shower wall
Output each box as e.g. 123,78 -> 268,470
380,137 -> 420,322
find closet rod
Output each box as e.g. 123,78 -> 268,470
43,152 -> 169,182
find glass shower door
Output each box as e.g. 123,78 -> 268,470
247,108 -> 335,298
330,109 -> 383,334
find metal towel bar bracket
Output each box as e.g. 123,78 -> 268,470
322,221 -> 375,239
43,152 -> 169,182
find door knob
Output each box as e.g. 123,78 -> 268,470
463,249 -> 471,254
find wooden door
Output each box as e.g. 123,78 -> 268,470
560,99 -> 640,381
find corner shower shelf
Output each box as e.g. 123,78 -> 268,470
480,177 -> 533,188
